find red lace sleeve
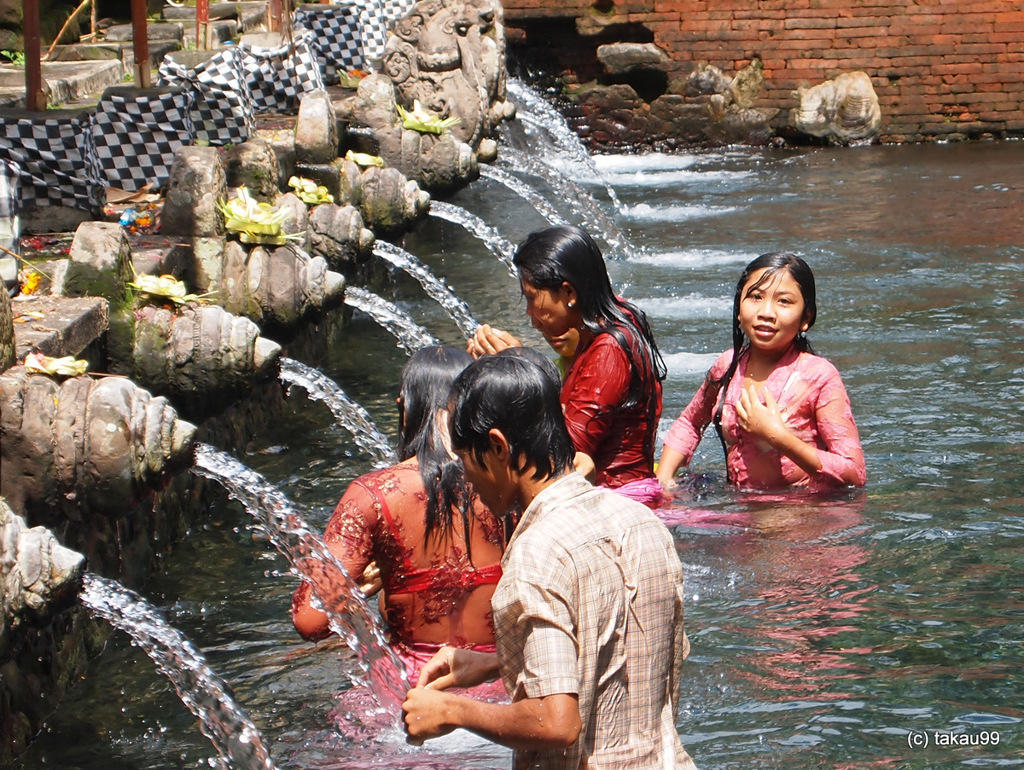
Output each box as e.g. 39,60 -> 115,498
291,481 -> 378,641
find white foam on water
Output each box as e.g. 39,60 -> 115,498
622,202 -> 738,221
633,294 -> 732,319
663,350 -> 722,376
629,248 -> 756,268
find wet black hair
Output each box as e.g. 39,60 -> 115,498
512,225 -> 667,406
493,345 -> 561,390
449,355 -> 576,483
712,252 -> 817,480
396,345 -> 475,547
512,225 -> 666,463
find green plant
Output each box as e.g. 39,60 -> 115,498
0,50 -> 25,67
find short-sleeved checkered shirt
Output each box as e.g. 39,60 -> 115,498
493,472 -> 697,770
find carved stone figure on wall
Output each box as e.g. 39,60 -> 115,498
381,0 -> 511,150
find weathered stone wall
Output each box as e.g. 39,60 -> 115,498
501,0 -> 1024,143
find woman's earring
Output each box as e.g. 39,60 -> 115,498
567,301 -> 575,308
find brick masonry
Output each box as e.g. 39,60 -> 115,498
501,0 -> 1024,143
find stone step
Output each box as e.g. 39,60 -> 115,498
9,295 -> 107,361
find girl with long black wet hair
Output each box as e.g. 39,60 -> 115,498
468,225 -> 667,504
657,252 -> 866,490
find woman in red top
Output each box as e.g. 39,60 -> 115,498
291,347 -> 504,683
468,225 -> 667,505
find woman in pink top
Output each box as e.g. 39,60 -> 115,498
657,252 -> 866,491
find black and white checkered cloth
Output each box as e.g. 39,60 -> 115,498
0,159 -> 18,288
0,112 -> 105,213
292,5 -> 364,84
159,48 -> 256,146
0,159 -> 17,220
353,0 -> 390,68
237,30 -> 325,113
382,0 -> 418,26
90,88 -> 196,192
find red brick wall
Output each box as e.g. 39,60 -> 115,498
502,0 -> 1024,142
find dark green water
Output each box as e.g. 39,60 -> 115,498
17,141 -> 1024,768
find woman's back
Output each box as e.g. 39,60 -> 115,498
292,461 -> 504,648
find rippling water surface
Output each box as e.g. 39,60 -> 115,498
17,141 -> 1024,768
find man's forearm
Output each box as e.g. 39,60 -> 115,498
408,690 -> 581,750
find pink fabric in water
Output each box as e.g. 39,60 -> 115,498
663,345 -> 866,490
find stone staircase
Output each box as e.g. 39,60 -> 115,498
0,2 -> 269,109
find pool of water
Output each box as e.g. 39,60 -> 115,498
16,140 -> 1024,768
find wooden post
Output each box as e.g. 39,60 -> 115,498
197,0 -> 210,51
23,0 -> 46,110
130,0 -> 151,88
268,0 -> 282,32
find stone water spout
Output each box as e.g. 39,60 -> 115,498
194,239 -> 346,326
790,71 -> 882,146
307,202 -> 377,272
337,74 -> 478,193
0,501 -> 85,662
129,303 -> 281,407
0,500 -> 86,764
0,370 -> 196,518
339,159 -> 432,235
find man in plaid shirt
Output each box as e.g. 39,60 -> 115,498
403,354 -> 697,769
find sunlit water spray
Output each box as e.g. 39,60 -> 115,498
192,445 -> 412,716
372,241 -> 479,338
506,77 -> 625,212
428,200 -> 517,275
343,286 -> 439,354
497,147 -> 629,257
278,357 -> 398,468
80,573 -> 279,770
478,164 -> 568,227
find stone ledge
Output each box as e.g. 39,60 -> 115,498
10,296 -> 108,361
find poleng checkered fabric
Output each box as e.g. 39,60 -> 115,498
292,5 -> 364,84
353,0 -> 390,68
0,112 -> 105,213
237,30 -> 325,113
90,88 -> 195,192
382,0 -> 418,26
158,48 -> 255,146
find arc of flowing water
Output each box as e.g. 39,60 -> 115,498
498,148 -> 629,258
192,444 -> 412,716
428,200 -> 518,276
80,573 -> 279,770
478,164 -> 568,228
344,286 -> 439,354
278,357 -> 398,468
507,77 -> 625,213
372,241 -> 480,339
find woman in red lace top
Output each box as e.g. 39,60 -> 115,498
468,226 -> 667,504
291,347 -> 505,681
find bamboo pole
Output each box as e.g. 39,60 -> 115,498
45,0 -> 92,61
